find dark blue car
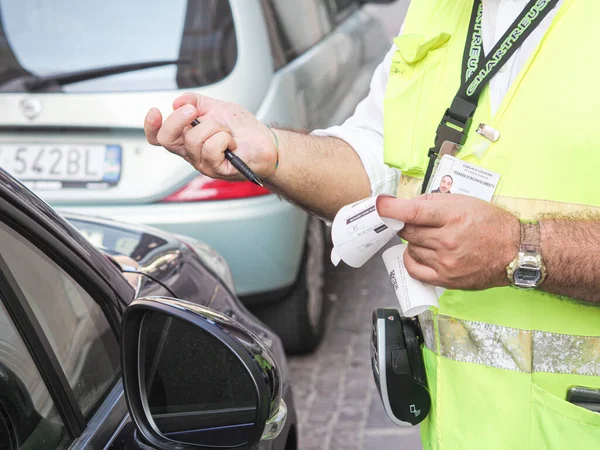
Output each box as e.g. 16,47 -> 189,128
0,169 -> 296,450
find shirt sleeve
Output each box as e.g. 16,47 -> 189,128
311,28 -> 403,197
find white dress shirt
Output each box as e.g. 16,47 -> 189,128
312,0 -> 563,196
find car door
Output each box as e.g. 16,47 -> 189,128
0,172 -> 135,450
0,228 -> 125,450
0,171 -> 287,450
0,209 -> 278,450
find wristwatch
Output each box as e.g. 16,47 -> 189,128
506,221 -> 547,289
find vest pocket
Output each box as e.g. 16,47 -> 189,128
530,384 -> 600,449
384,33 -> 451,176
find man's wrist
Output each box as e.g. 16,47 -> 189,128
263,126 -> 280,182
495,215 -> 521,287
505,219 -> 547,288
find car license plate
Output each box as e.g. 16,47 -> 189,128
0,144 -> 122,188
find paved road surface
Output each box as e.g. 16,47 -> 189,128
289,241 -> 422,450
288,4 -> 420,449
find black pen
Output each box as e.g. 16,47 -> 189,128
190,118 -> 263,187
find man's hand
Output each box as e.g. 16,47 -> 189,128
143,92 -> 372,219
144,92 -> 278,180
378,194 -> 520,290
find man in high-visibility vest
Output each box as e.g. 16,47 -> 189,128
145,1 -> 600,448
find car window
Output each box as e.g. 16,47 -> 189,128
0,301 -> 70,450
260,0 -> 289,70
0,221 -> 120,419
0,0 -> 237,93
264,0 -> 332,62
326,0 -> 359,22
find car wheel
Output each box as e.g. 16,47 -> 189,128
253,216 -> 326,354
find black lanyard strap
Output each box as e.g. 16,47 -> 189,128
421,0 -> 559,193
462,0 -> 485,86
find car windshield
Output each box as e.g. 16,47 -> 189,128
0,0 -> 237,93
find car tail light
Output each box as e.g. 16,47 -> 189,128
161,174 -> 270,202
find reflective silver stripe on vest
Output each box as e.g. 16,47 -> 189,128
420,310 -> 436,352
419,313 -> 600,376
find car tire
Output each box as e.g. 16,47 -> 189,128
253,216 -> 327,354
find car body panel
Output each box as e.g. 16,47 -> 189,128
59,194 -> 307,295
69,382 -> 128,450
256,8 -> 389,130
0,127 -> 199,204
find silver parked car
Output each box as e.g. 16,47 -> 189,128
0,0 -> 391,353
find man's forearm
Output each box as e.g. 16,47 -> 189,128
540,217 -> 600,304
265,129 -> 371,220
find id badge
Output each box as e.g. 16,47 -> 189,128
427,153 -> 501,202
423,140 -> 462,193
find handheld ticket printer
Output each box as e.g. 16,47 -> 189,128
370,308 -> 430,426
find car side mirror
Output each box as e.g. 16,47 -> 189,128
121,297 -> 287,450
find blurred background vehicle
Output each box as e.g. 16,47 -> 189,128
0,0 -> 392,353
0,167 -> 296,449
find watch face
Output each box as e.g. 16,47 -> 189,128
514,267 -> 541,288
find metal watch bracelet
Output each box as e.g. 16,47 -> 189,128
506,220 -> 547,288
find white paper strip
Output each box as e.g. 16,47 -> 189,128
382,244 -> 439,317
330,195 -> 404,268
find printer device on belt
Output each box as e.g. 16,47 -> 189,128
370,308 -> 431,426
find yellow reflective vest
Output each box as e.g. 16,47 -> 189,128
383,0 -> 600,448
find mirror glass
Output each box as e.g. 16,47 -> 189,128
139,311 -> 258,447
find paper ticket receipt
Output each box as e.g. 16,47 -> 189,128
382,244 -> 445,317
330,195 -> 404,268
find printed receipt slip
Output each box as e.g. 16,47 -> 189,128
381,245 -> 445,317
330,195 -> 440,317
330,156 -> 501,317
330,195 -> 404,268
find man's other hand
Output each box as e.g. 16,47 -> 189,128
378,194 -> 520,290
144,92 -> 278,180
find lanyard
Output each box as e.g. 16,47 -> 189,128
421,0 -> 559,193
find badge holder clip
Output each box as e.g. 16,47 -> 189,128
422,109 -> 471,194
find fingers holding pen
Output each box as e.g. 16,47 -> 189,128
145,104 -> 199,156
157,104 -> 199,146
145,101 -> 244,180
144,108 -> 163,146
183,120 -> 237,173
172,92 -> 220,115
193,131 -> 239,178
146,95 -> 270,185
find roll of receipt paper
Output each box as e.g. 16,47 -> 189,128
330,195 -> 404,268
382,244 -> 444,317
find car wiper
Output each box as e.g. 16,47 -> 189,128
0,59 -> 189,93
